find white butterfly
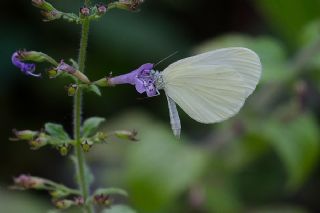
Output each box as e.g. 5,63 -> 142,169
108,47 -> 262,137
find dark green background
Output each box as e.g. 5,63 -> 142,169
1,0 -> 320,212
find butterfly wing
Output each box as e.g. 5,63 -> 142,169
162,47 -> 261,124
166,95 -> 181,138
164,47 -> 261,97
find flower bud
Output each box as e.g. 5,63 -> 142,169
80,6 -> 90,17
81,140 -> 93,152
50,190 -> 70,199
56,61 -> 90,84
11,129 -> 39,141
93,194 -> 112,206
111,0 -> 144,11
65,84 -> 78,96
74,197 -> 84,206
58,144 -> 70,156
96,3 -> 107,15
53,199 -> 74,209
13,174 -> 45,189
114,130 -> 138,141
94,77 -> 109,87
32,0 -> 55,12
41,10 -> 62,22
92,132 -> 108,143
47,68 -> 59,78
29,133 -> 48,150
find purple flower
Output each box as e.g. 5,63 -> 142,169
108,63 -> 160,97
56,60 -> 76,74
11,51 -> 41,77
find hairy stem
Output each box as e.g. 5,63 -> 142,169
73,18 -> 94,213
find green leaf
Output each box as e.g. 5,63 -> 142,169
87,84 -> 102,96
70,155 -> 94,187
264,113 -> 320,189
102,205 -> 136,213
194,34 -> 291,83
82,117 -> 106,137
45,123 -> 70,140
93,188 -> 128,197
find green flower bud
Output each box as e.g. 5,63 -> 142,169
94,77 -> 109,87
114,130 -> 138,141
92,132 -> 108,143
47,68 -> 59,78
32,0 -> 55,12
11,129 -> 39,141
50,190 -> 70,199
17,50 -> 58,65
65,84 -> 78,96
53,199 -> 74,209
29,133 -> 48,150
81,140 -> 93,152
58,144 -> 69,156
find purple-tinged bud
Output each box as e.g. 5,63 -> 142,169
53,199 -> 74,209
56,61 -> 90,83
65,84 -> 78,96
41,10 -> 62,22
12,51 -> 40,77
80,6 -> 90,17
93,194 -> 112,206
74,197 -> 84,206
32,0 -> 55,12
56,60 -> 76,74
114,0 -> 144,11
13,174 -> 45,189
96,3 -> 107,15
114,130 -> 138,141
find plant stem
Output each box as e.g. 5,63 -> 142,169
73,18 -> 94,213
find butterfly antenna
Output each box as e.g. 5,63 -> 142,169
154,51 -> 179,68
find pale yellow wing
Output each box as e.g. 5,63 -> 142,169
163,47 -> 261,97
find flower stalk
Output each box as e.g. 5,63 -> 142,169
73,15 -> 94,213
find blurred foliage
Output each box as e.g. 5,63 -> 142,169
2,0 -> 320,212
194,35 -> 290,83
0,188 -> 49,213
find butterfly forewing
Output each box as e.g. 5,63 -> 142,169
163,47 -> 261,97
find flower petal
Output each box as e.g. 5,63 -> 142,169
134,79 -> 145,93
